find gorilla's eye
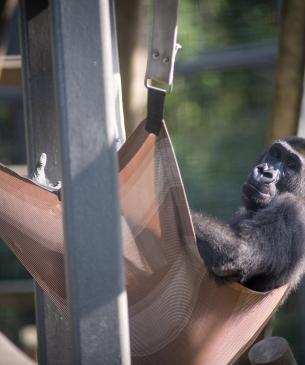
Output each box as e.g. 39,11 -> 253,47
269,146 -> 281,159
286,157 -> 298,170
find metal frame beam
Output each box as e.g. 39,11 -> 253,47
19,1 -> 72,364
19,0 -> 130,363
49,0 -> 130,363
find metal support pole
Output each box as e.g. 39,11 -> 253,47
297,71 -> 305,360
50,0 -> 130,363
109,0 -> 126,149
19,0 -> 72,364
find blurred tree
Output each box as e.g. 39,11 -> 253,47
270,0 -> 305,140
177,0 -> 279,60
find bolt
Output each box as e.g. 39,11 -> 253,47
152,50 -> 160,59
162,57 -> 170,64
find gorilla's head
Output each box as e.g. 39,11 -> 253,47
242,137 -> 305,210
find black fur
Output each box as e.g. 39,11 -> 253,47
192,137 -> 305,292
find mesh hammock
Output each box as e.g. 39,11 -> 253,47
0,120 -> 287,365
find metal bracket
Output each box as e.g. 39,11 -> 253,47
145,0 -> 181,92
30,153 -> 62,194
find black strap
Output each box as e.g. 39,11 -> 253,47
145,88 -> 166,135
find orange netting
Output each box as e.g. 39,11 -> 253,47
0,120 -> 287,364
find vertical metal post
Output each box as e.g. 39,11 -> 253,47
297,75 -> 305,137
297,72 -> 305,359
109,0 -> 126,149
19,1 -> 72,363
50,0 -> 130,363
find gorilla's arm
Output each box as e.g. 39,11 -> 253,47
192,211 -> 251,281
193,193 -> 305,290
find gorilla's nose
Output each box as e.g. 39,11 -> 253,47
255,163 -> 279,184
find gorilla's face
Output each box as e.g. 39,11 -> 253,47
242,139 -> 305,210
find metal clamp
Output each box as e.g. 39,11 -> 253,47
30,153 -> 62,195
145,0 -> 181,93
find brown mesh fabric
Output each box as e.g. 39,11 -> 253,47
0,165 -> 66,312
0,120 -> 287,364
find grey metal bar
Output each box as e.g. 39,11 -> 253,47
0,279 -> 33,294
18,1 -> 72,363
49,0 -> 130,363
297,72 -> 305,137
175,42 -> 278,74
109,0 -> 126,149
297,71 -> 305,356
145,0 -> 180,87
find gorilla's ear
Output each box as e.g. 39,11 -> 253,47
285,137 -> 305,157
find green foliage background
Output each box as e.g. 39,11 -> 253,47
166,0 -> 279,219
165,0 -> 304,363
167,70 -> 273,218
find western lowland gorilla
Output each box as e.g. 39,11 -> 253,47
192,137 -> 305,293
